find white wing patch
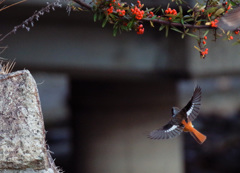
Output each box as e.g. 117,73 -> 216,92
165,125 -> 178,132
186,103 -> 195,116
184,86 -> 201,121
148,125 -> 183,139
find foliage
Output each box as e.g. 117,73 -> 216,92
2,0 -> 240,59
71,0 -> 240,58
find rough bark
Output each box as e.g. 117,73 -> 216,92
0,70 -> 59,173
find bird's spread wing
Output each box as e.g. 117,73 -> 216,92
218,6 -> 240,31
148,122 -> 183,139
171,107 -> 180,116
183,85 -> 201,121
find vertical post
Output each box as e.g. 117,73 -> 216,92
0,70 -> 59,172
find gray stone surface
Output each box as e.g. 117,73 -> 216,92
0,70 -> 58,172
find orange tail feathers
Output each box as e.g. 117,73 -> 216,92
182,120 -> 207,144
189,128 -> 207,144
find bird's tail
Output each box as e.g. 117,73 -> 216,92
182,120 -> 207,144
189,128 -> 207,144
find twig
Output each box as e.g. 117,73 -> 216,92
72,0 -> 92,10
0,0 -> 27,12
0,0 -> 62,42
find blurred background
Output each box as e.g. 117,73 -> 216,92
1,0 -> 240,173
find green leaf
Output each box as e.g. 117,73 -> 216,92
120,25 -> 128,31
194,45 -> 201,52
186,33 -> 199,39
232,40 -> 240,46
145,8 -> 155,12
113,28 -> 118,37
165,25 -> 169,37
151,15 -> 157,20
98,13 -> 104,21
214,8 -> 225,16
181,33 -> 185,39
127,18 -> 135,28
113,21 -> 119,29
170,27 -> 183,33
159,25 -> 165,31
187,9 -> 193,13
203,30 -> 209,37
102,16 -> 108,28
205,7 -> 218,14
92,5 -> 97,12
94,13 -> 97,22
150,21 -> 154,27
184,18 -> 194,23
179,6 -> 183,16
153,6 -> 161,13
230,1 -> 237,6
181,17 -> 185,26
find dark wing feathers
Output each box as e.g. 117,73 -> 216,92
218,6 -> 240,31
148,85 -> 202,140
183,85 -> 201,121
148,122 -> 183,140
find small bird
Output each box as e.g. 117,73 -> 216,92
148,86 -> 207,144
218,6 -> 240,31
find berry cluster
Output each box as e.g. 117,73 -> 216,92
201,48 -> 209,56
210,19 -> 218,28
165,7 -> 177,20
117,9 -> 125,17
90,0 -> 240,58
107,5 -> 114,15
137,0 -> 142,8
202,36 -> 207,45
147,11 -> 154,18
165,8 -> 177,15
137,24 -> 144,35
131,6 -> 144,20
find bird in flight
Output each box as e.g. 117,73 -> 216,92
148,86 -> 207,144
218,6 -> 240,31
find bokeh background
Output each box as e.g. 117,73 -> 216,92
1,0 -> 240,172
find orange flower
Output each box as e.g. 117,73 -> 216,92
204,36 -> 207,40
203,40 -> 206,44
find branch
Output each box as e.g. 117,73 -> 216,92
72,0 -> 92,10
0,0 -> 27,12
143,19 -> 212,29
72,0 -> 213,29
